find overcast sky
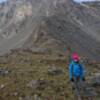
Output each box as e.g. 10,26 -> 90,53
0,0 -> 7,3
73,0 -> 100,3
0,0 -> 100,3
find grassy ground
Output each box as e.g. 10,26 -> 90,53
0,50 -> 99,100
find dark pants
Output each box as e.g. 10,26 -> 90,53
71,77 -> 85,95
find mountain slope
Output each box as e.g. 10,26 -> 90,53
0,0 -> 100,60
24,0 -> 100,60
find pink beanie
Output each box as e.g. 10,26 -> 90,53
72,53 -> 79,61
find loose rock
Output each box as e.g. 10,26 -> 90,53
48,66 -> 63,76
27,80 -> 39,90
0,68 -> 10,76
0,84 -> 5,89
89,73 -> 100,87
27,79 -> 50,90
34,94 -> 41,100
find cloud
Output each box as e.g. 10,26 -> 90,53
73,0 -> 100,3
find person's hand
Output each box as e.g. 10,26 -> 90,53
70,78 -> 74,82
82,77 -> 85,81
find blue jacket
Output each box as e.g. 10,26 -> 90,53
69,60 -> 85,80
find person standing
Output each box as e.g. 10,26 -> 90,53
69,52 -> 85,92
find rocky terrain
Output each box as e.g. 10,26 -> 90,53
0,0 -> 99,100
0,50 -> 99,100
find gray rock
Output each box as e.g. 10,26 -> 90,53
13,92 -> 19,96
27,80 -> 39,90
34,94 -> 41,100
27,79 -> 49,90
31,47 -> 49,54
0,84 -> 5,90
83,87 -> 97,97
48,66 -> 63,76
0,69 -> 10,76
19,96 -> 33,100
19,97 -> 23,100
24,96 -> 32,100
89,73 -> 100,87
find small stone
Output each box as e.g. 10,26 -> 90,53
19,97 -> 23,100
27,80 -> 39,90
89,73 -> 100,87
44,97 -> 51,100
27,79 -> 50,90
34,94 -> 41,100
0,84 -> 5,89
83,88 -> 97,97
48,66 -> 63,76
24,96 -> 32,100
0,69 -> 10,76
13,92 -> 19,96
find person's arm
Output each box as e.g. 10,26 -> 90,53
69,62 -> 73,80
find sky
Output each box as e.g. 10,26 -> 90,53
0,0 -> 7,3
73,0 -> 100,3
0,0 -> 100,4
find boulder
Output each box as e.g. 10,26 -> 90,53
27,79 -> 51,90
48,66 -> 63,76
89,73 -> 100,87
0,68 -> 10,76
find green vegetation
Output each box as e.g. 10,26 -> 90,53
0,51 -> 99,100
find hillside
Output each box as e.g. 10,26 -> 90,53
0,0 -> 100,60
0,50 -> 99,100
24,0 -> 100,60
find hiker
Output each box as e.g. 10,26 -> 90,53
69,53 -> 85,91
